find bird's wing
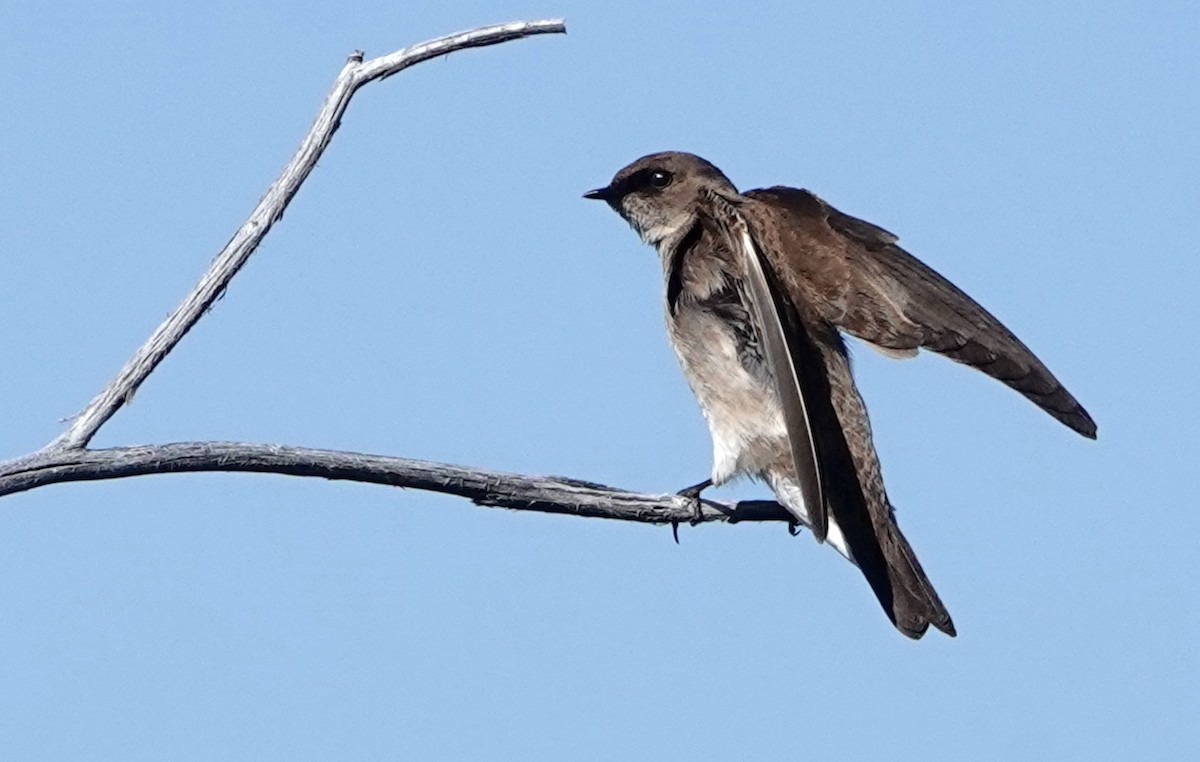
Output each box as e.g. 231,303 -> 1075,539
709,190 -> 954,637
744,186 -> 1097,439
703,190 -> 828,542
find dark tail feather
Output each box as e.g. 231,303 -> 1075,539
875,517 -> 956,638
789,318 -> 955,637
826,486 -> 955,638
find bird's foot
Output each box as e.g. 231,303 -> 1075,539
677,478 -> 712,521
671,479 -> 713,543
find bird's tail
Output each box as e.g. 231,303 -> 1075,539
787,320 -> 955,638
871,513 -> 956,638
773,474 -> 955,638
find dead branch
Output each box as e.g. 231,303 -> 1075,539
0,442 -> 793,525
1,19 -> 800,532
47,19 -> 566,453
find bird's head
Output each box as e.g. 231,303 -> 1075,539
585,151 -> 736,246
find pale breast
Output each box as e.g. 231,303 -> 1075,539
667,297 -> 788,486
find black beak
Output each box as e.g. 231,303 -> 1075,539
583,185 -> 615,201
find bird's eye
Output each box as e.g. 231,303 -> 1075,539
649,170 -> 673,188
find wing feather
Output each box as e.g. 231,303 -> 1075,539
715,191 -> 954,635
745,187 -> 1097,438
705,191 -> 829,542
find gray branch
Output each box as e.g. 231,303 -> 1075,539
46,19 -> 566,452
0,443 -> 796,527
3,20 -> 802,534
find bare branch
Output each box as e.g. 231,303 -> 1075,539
5,20 -> 797,540
47,19 -> 566,452
0,443 -> 797,527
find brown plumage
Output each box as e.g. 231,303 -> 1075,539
585,151 -> 1095,638
743,186 -> 1096,438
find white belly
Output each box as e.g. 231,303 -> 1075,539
667,305 -> 853,560
667,306 -> 786,485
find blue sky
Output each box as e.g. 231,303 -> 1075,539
1,1 -> 1196,759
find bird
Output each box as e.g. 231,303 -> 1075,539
584,151 -> 1096,638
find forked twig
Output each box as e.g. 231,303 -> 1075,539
47,19 -> 566,452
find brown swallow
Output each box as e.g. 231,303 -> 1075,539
585,151 -> 1096,638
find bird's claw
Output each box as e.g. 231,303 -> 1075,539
670,478 -> 713,542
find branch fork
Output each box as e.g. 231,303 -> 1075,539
1,18 -> 799,533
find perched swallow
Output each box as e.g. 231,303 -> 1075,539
585,151 -> 1095,638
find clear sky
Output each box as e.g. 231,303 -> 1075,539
1,1 -> 1196,759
